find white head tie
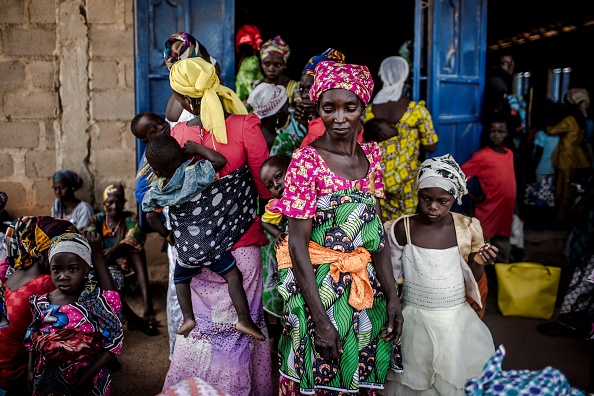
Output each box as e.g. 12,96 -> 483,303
417,154 -> 468,205
373,56 -> 409,105
247,83 -> 288,119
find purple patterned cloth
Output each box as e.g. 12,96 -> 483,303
162,246 -> 273,396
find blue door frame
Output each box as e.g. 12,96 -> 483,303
414,0 -> 488,165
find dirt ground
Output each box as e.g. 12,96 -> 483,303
110,233 -> 281,395
110,233 -> 171,395
109,226 -> 589,394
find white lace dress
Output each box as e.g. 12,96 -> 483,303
384,218 -> 495,395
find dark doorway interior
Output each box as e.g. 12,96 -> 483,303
235,0 -> 415,96
235,1 -> 594,102
487,0 -> 594,101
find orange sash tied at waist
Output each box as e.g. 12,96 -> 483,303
276,238 -> 374,310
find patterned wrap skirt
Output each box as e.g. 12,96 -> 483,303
277,189 -> 392,394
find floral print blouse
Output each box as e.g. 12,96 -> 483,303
280,142 -> 385,219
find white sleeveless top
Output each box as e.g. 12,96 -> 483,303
385,216 -> 495,394
402,244 -> 467,309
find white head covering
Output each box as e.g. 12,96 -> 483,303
372,56 -> 409,104
49,233 -> 93,268
417,154 -> 468,205
566,88 -> 590,117
247,83 -> 288,119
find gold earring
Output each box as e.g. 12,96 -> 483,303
186,97 -> 194,112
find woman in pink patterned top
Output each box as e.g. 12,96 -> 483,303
274,61 -> 403,395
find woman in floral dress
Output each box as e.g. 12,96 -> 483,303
275,61 -> 403,395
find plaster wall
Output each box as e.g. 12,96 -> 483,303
0,0 -> 137,218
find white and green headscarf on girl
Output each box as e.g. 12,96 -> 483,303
417,153 -> 468,205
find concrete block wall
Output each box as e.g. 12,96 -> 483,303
0,0 -> 138,219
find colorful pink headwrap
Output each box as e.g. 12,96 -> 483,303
259,36 -> 290,63
309,61 -> 374,105
235,25 -> 263,52
302,48 -> 346,77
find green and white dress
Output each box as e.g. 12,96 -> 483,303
277,144 -> 396,394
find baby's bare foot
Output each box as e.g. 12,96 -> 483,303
176,318 -> 196,338
236,320 -> 266,341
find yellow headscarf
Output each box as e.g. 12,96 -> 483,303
169,57 -> 248,144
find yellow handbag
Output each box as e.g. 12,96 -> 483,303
494,262 -> 561,319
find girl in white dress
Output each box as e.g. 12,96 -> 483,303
383,154 -> 498,395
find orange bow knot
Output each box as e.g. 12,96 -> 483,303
276,238 -> 374,310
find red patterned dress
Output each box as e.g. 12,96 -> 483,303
0,275 -> 55,390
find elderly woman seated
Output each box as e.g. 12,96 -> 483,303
84,183 -> 159,335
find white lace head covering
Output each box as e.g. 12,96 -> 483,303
372,56 -> 409,104
247,83 -> 287,119
417,154 -> 468,205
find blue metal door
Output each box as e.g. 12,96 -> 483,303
134,0 -> 235,117
134,0 -> 234,227
414,0 -> 488,165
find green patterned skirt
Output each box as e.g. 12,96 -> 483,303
277,189 -> 392,394
261,231 -> 284,318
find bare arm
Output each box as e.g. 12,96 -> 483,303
371,200 -> 403,342
261,219 -> 283,239
465,177 -> 486,204
146,211 -> 174,246
183,140 -> 227,172
422,143 -> 438,153
28,351 -> 35,393
104,243 -> 133,262
83,231 -> 116,290
526,145 -> 543,183
288,217 -> 342,360
262,219 -> 288,249
532,145 -> 544,172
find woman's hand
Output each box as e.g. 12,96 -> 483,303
381,298 -> 403,343
314,319 -> 342,361
165,231 -> 175,246
293,102 -> 307,123
293,102 -> 315,125
274,231 -> 288,250
473,242 -> 498,266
